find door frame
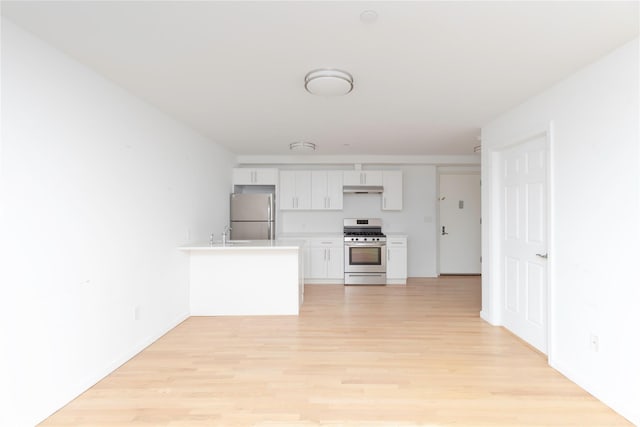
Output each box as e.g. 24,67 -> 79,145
482,122 -> 555,361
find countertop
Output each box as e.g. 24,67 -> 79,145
278,233 -> 344,239
180,239 -> 304,251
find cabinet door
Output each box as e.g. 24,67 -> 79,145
343,171 -> 362,186
312,171 -> 343,210
343,171 -> 383,186
232,168 -> 254,185
308,247 -> 328,279
311,171 -> 328,209
254,168 -> 278,185
294,171 -> 312,209
326,246 -> 344,279
325,171 -> 343,210
363,171 -> 383,186
280,171 -> 311,210
382,171 -> 403,210
279,171 -> 297,210
233,168 -> 278,185
386,238 -> 407,280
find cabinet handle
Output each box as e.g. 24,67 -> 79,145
327,249 -> 330,261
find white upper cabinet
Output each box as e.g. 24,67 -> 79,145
232,168 -> 278,185
311,171 -> 343,210
382,170 -> 403,210
343,170 -> 383,186
279,170 -> 312,210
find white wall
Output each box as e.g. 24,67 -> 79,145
0,19 -> 234,426
277,165 -> 439,277
481,39 -> 640,425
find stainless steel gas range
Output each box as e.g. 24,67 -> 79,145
343,218 -> 387,285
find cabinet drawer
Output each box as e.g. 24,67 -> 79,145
309,237 -> 343,247
387,237 -> 407,246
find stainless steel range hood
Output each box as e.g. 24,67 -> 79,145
343,185 -> 384,194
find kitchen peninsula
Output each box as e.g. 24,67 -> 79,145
180,240 -> 304,315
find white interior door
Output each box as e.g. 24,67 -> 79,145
439,174 -> 481,274
499,134 -> 548,354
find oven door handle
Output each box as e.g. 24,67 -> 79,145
345,242 -> 387,247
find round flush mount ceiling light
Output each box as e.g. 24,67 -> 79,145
360,10 -> 378,24
304,69 -> 354,96
289,141 -> 316,151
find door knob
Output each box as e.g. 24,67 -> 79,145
536,253 -> 548,259
441,226 -> 449,236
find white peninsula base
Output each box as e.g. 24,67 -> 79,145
180,241 -> 304,316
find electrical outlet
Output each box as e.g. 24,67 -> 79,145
589,334 -> 599,352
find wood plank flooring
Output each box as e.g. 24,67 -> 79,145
41,276 -> 631,426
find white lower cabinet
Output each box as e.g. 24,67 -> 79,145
305,237 -> 344,282
386,236 -> 407,284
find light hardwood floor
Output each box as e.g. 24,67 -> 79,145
41,277 -> 631,426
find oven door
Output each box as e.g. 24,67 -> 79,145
344,242 -> 386,273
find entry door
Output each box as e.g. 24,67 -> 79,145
439,174 -> 481,274
499,134 -> 548,354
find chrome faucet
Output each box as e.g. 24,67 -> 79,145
222,225 -> 231,245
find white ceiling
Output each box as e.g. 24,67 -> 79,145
2,1 -> 638,156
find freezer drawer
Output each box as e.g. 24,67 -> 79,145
230,221 -> 274,240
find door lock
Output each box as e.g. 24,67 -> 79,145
441,226 -> 449,236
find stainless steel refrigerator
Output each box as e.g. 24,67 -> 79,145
230,193 -> 275,240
